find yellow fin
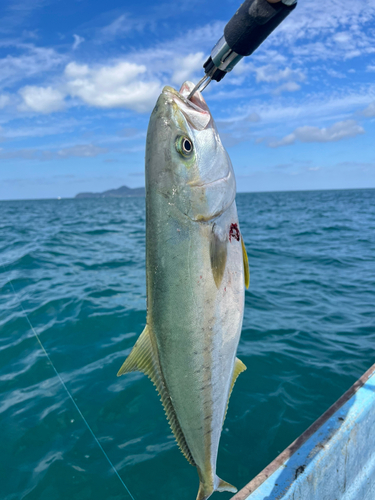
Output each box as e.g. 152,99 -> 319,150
210,224 -> 228,288
117,326 -> 196,466
217,477 -> 237,493
223,357 -> 247,424
241,236 -> 250,289
196,476 -> 237,500
196,478 -> 213,500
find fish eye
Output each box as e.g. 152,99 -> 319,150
182,138 -> 192,153
176,136 -> 193,157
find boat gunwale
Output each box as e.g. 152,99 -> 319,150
231,361 -> 375,499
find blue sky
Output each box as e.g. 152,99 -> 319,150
0,0 -> 375,199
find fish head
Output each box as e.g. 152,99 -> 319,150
146,81 -> 236,222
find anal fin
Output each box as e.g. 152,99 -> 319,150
223,357 -> 247,424
117,325 -> 196,466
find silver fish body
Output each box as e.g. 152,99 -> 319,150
118,82 -> 249,500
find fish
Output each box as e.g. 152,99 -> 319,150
118,81 -> 249,500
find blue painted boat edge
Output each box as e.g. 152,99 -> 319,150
231,361 -> 375,500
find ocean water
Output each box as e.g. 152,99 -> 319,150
1,189 -> 375,500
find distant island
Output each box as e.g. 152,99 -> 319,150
75,185 -> 145,199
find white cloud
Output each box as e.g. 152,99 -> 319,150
237,86 -> 375,128
0,44 -> 65,89
6,58 -> 164,115
18,85 -> 65,113
171,52 -> 205,85
252,64 -> 305,94
269,134 -> 295,148
333,32 -> 351,44
366,64 -> 375,72
72,34 -> 84,50
273,81 -> 301,95
246,112 -> 261,123
268,120 -> 365,148
0,95 -> 10,109
57,144 -> 107,158
0,148 -> 40,160
323,67 -> 346,79
252,0 -> 375,69
255,65 -> 305,84
65,61 -> 89,78
65,61 -> 161,112
100,14 -> 132,39
274,0 -> 375,47
127,21 -> 224,76
361,102 -> 375,118
0,117 -> 81,139
0,143 -> 107,160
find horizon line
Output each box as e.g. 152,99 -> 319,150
1,185 -> 375,202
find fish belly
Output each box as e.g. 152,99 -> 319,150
147,197 -> 244,476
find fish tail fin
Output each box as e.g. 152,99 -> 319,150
196,476 -> 237,500
216,477 -> 237,493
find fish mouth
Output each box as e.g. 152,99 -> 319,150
162,84 -> 208,112
162,84 -> 211,131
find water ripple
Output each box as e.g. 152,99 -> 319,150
1,192 -> 375,500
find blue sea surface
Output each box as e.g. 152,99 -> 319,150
1,190 -> 375,500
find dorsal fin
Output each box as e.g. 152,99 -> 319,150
241,236 -> 250,289
117,325 -> 196,466
223,357 -> 247,424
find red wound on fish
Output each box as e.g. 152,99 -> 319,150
229,223 -> 240,242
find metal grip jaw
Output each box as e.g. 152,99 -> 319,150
203,36 -> 243,83
187,0 -> 297,99
199,0 -> 296,88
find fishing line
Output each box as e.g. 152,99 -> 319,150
2,262 -> 136,500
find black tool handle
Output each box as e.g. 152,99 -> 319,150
224,0 -> 296,57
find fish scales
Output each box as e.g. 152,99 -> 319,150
118,81 -> 249,500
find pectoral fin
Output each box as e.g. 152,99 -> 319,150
210,225 -> 227,289
223,357 -> 247,424
241,236 -> 250,289
117,325 -> 195,466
